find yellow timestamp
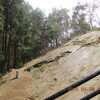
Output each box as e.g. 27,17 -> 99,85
68,87 -> 99,91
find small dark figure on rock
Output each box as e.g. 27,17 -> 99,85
15,71 -> 19,79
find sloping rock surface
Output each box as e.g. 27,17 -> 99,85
0,31 -> 100,100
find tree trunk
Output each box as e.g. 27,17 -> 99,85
7,32 -> 11,71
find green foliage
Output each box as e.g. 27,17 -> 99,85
0,0 -> 95,73
18,44 -> 31,51
0,51 -> 5,61
0,4 -> 4,31
47,8 -> 70,46
71,3 -> 90,34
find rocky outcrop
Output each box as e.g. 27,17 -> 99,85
23,31 -> 100,100
0,31 -> 100,100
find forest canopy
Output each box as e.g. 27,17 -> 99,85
0,0 -> 100,73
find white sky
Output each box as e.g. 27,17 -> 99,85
25,0 -> 93,15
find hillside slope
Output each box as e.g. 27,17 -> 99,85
0,31 -> 100,100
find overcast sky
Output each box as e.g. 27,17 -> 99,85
25,0 -> 93,15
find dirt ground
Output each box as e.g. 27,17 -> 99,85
0,69 -> 34,100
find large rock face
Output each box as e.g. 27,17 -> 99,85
0,31 -> 100,100
23,31 -> 100,100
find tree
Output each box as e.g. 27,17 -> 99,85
86,0 -> 99,29
29,8 -> 46,57
0,0 -> 33,72
47,8 -> 70,47
0,0 -> 4,31
71,3 -> 90,34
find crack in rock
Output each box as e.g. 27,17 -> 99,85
25,51 -> 72,72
